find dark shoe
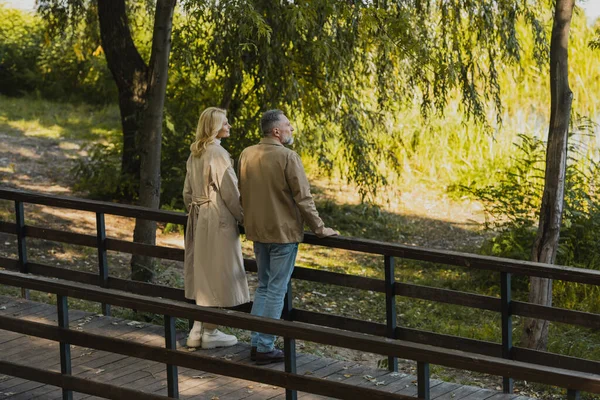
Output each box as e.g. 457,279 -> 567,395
255,349 -> 285,365
251,346 -> 257,361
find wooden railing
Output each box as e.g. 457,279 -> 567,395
0,187 -> 599,400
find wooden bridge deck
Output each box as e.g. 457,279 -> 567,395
0,296 -> 534,400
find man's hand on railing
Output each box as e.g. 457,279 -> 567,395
315,226 -> 339,238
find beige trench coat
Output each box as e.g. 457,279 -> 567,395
183,143 -> 250,307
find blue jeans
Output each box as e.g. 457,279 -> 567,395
250,242 -> 299,353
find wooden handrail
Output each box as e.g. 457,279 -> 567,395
2,187 -> 600,284
2,187 -> 600,398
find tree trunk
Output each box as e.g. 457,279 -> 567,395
130,0 -> 177,282
522,0 -> 574,351
97,0 -> 149,200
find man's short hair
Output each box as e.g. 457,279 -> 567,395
261,109 -> 284,136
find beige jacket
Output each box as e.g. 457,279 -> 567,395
238,137 -> 328,243
183,143 -> 250,307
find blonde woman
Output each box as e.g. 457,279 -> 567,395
183,107 -> 249,348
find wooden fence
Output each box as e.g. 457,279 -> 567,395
0,187 -> 599,400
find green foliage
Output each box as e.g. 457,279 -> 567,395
0,5 -> 44,95
0,4 -> 115,103
71,141 -> 132,200
161,0 -> 551,204
470,124 -> 600,310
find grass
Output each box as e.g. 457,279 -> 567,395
0,94 -> 120,141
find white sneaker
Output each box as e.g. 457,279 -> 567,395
201,329 -> 237,349
186,321 -> 203,348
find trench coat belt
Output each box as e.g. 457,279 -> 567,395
186,196 -> 211,245
190,196 -> 211,208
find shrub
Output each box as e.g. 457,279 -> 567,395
469,126 -> 600,309
0,6 -> 43,96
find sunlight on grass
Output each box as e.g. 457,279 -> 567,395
0,94 -> 120,141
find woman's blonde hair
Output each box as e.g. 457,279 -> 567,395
190,107 -> 227,157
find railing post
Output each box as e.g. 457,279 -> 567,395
501,271 -> 514,393
567,389 -> 581,400
96,212 -> 110,316
15,201 -> 29,299
183,224 -> 194,331
57,294 -> 73,400
283,280 -> 297,400
164,314 -> 179,398
417,361 -> 430,399
384,255 -> 398,372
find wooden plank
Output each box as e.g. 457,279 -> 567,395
225,380 -> 285,400
184,378 -> 242,399
460,389 -> 506,399
512,301 -> 600,330
301,233 -> 600,286
71,323 -> 165,378
27,263 -> 100,286
0,330 -> 22,345
331,364 -> 389,389
434,385 -> 482,399
0,255 -> 19,270
512,346 -> 600,376
428,381 -> 463,398
0,359 -> 170,400
0,297 -> 42,314
0,220 -> 17,234
0,378 -> 47,396
1,338 -> 58,366
291,267 -> 385,292
217,354 -> 319,400
298,356 -> 340,374
5,188 -> 600,285
124,373 -> 170,396
1,309 -> 101,382
396,327 -> 502,357
375,374 -> 420,394
292,309 -> 387,337
396,282 -> 500,312
1,271 -> 598,394
0,336 -> 55,359
12,382 -> 65,399
0,188 -> 187,225
29,320 -> 169,399
394,377 -> 443,397
485,394 -> 520,399
106,238 -> 184,262
108,277 -> 186,302
26,226 -> 96,247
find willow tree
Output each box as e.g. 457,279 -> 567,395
171,0 -> 548,199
